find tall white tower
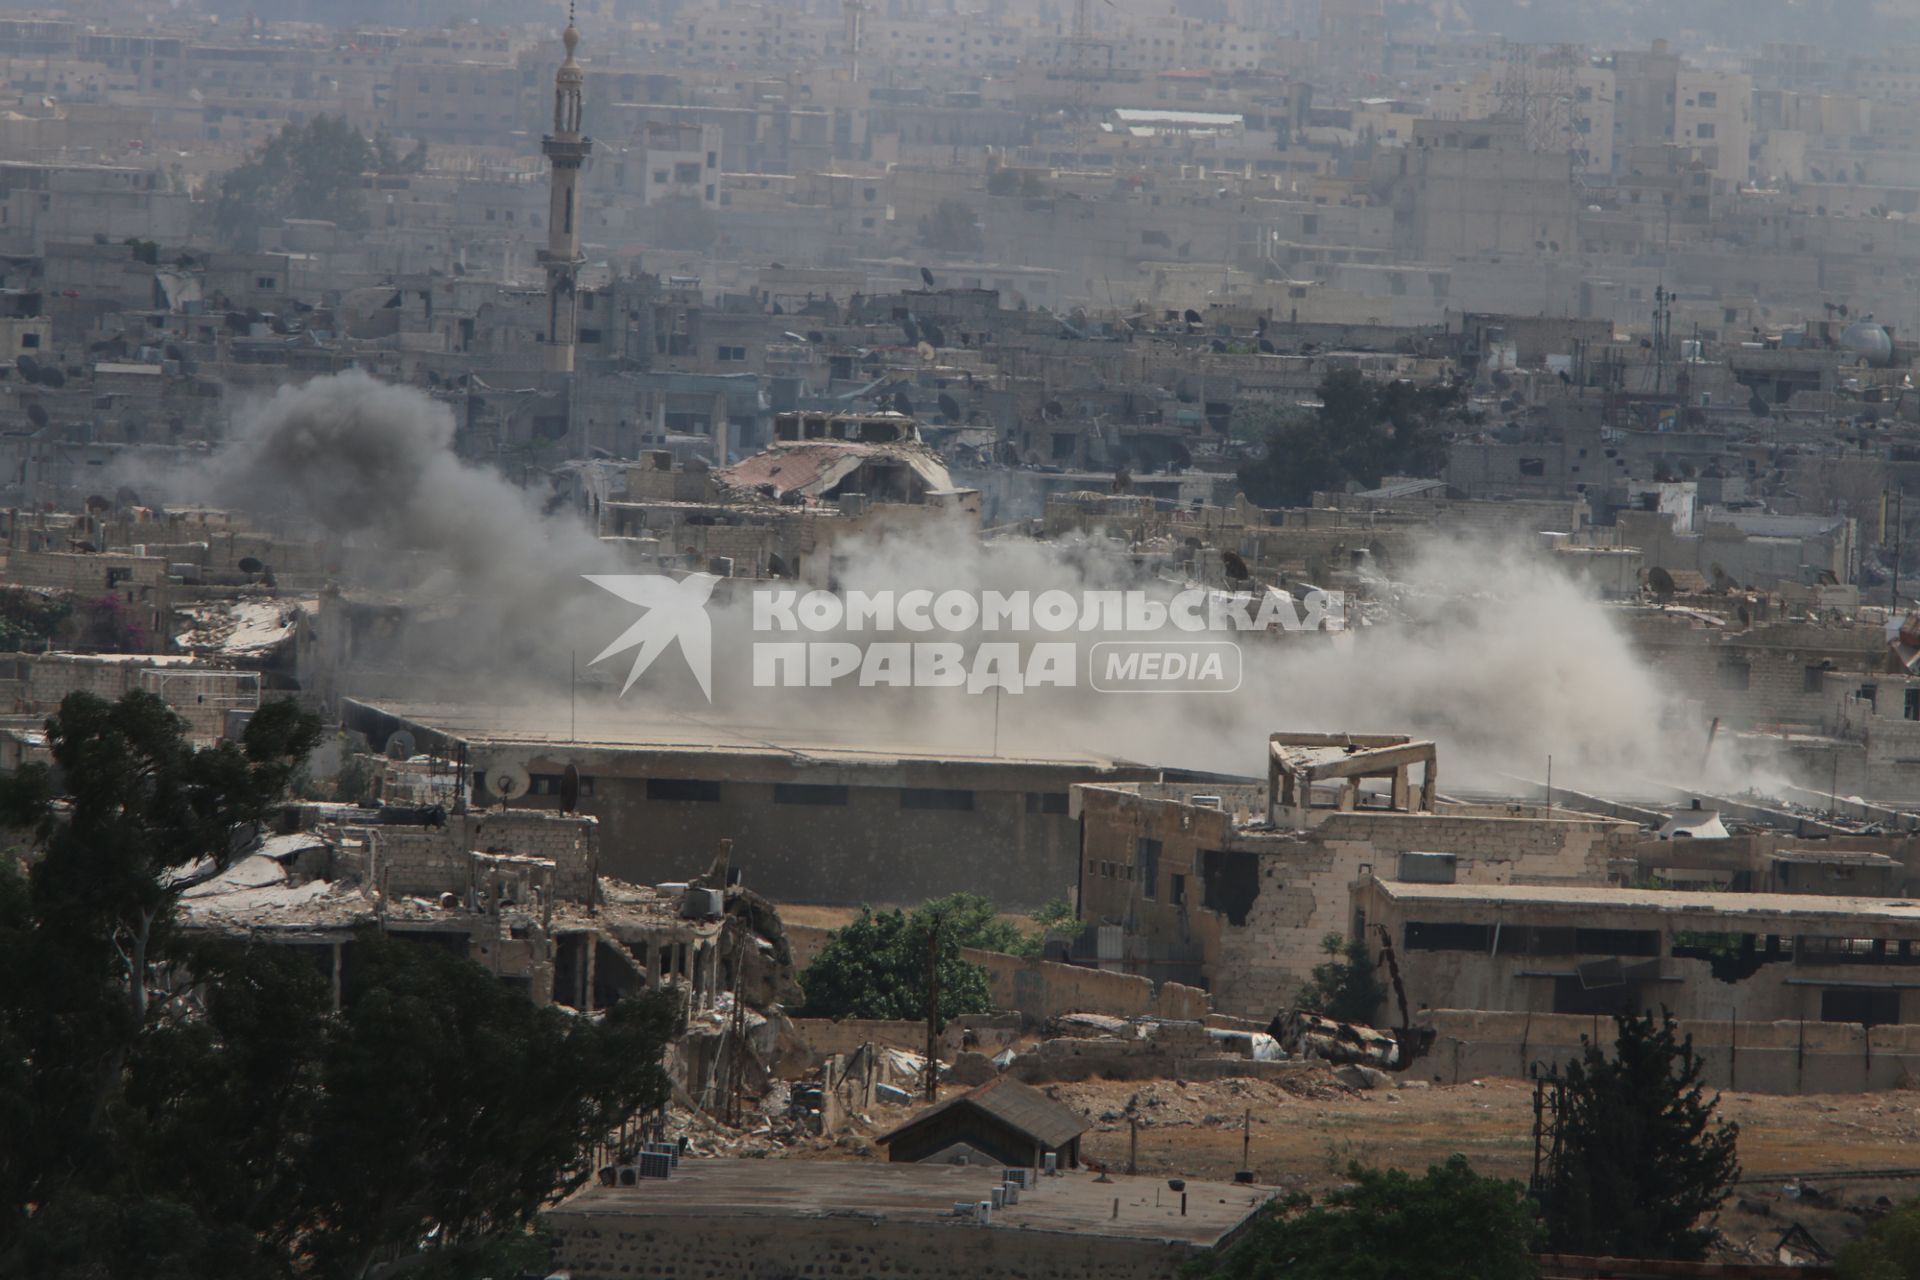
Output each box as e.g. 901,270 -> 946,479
541,8 -> 591,374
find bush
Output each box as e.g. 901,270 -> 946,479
1292,933 -> 1386,1025
1196,1156 -> 1540,1280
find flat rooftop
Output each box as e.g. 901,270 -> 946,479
1373,879 -> 1920,925
551,1161 -> 1271,1246
348,697 -> 1139,770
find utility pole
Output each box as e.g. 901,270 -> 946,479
1892,487 -> 1905,611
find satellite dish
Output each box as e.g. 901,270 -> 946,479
84,494 -> 109,512
237,556 -> 264,575
1257,338 -> 1275,354
920,266 -> 936,288
384,729 -> 417,761
917,340 -> 935,362
487,761 -> 531,802
1647,566 -> 1676,601
892,388 -> 914,416
15,354 -> 39,379
560,763 -> 580,813
1183,308 -> 1202,326
900,316 -> 920,345
1222,550 -> 1251,581
937,392 -> 961,420
1210,339 -> 1227,353
26,403 -> 47,428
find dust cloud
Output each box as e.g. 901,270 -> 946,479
162,372 -> 1720,795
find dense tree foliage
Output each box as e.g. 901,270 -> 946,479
0,691 -> 679,1278
0,587 -> 72,651
1292,932 -> 1386,1025
1197,1156 -> 1541,1280
213,116 -> 423,248
1840,1196 -> 1920,1280
1235,368 -> 1470,508
797,898 -> 995,1020
1538,1010 -> 1741,1260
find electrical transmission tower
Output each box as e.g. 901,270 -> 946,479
1496,42 -> 1581,157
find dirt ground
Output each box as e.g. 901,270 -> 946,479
776,1069 -> 1920,1263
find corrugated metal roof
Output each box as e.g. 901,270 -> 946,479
877,1077 -> 1087,1151
718,441 -> 952,501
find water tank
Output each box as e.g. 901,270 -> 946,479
1841,320 -> 1894,367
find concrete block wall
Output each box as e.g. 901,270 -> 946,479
467,809 -> 599,901
963,947 -> 1211,1024
1209,812 -> 1632,1016
367,810 -> 598,901
1424,1009 -> 1920,1094
5,549 -> 166,593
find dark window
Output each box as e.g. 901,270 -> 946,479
1822,988 -> 1900,1027
1906,689 -> 1918,721
1199,849 -> 1261,926
529,773 -> 593,797
1553,976 -> 1643,1016
1573,928 -> 1662,956
1804,665 -> 1825,693
1170,874 -> 1186,905
647,778 -> 721,802
1405,921 -> 1494,951
901,787 -> 974,811
1136,837 -> 1161,900
1518,457 -> 1546,477
578,328 -> 602,344
1861,684 -> 1879,710
774,783 -> 849,806
1025,791 -> 1069,815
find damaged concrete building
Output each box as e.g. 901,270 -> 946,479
1074,733 -> 1643,1016
180,803 -> 803,1102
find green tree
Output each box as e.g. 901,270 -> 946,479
213,116 -> 374,248
0,691 -> 679,1278
1196,1156 -> 1541,1280
798,901 -> 994,1020
917,199 -> 983,253
1840,1196 -> 1920,1280
0,587 -> 72,651
1235,368 -> 1468,508
1293,932 -> 1386,1025
1538,1010 -> 1741,1261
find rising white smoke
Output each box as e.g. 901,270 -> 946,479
163,371 -> 1722,795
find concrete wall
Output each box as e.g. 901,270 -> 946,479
549,1205 -> 1210,1280
489,746 -> 1137,908
364,809 -> 599,901
964,947 -> 1211,1024
1425,1010 -> 1920,1094
1079,784 -> 1636,1018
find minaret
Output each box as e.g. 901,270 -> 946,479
541,7 -> 591,374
